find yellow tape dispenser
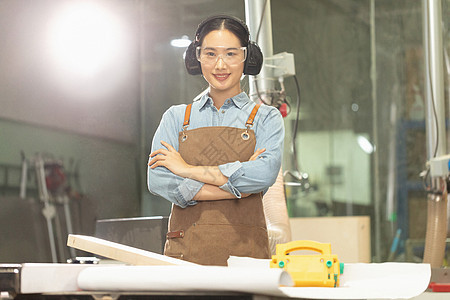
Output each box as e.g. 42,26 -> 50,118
270,240 -> 344,287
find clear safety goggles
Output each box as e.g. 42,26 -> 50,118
196,46 -> 247,66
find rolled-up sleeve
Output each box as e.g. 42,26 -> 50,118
218,161 -> 244,197
147,107 -> 203,208
218,106 -> 284,196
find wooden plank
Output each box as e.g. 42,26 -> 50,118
289,216 -> 371,263
67,234 -> 196,266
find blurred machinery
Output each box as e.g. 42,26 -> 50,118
245,0 -> 293,253
20,152 -> 80,262
245,0 -> 312,253
422,154 -> 450,291
421,0 -> 449,272
423,155 -> 450,267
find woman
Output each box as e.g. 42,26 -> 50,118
148,15 -> 284,266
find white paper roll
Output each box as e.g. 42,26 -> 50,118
77,265 -> 293,296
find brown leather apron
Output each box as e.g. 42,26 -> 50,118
164,103 -> 270,266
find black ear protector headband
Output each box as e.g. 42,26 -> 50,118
184,15 -> 263,76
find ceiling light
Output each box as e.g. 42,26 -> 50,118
170,35 -> 191,48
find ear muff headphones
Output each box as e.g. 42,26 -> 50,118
184,15 -> 263,76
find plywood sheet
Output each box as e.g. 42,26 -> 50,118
67,234 -> 195,266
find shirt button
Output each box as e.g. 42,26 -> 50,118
221,110 -> 225,114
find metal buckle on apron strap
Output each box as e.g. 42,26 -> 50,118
241,125 -> 251,140
181,125 -> 189,142
166,230 -> 184,239
181,103 -> 192,142
241,103 -> 261,141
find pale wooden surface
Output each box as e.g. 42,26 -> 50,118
289,216 -> 371,263
67,234 -> 196,266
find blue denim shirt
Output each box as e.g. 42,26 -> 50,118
147,91 -> 284,208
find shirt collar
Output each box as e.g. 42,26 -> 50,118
197,91 -> 250,110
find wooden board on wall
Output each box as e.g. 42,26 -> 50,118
289,216 -> 371,263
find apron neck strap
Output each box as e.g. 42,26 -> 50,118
182,102 -> 261,128
245,103 -> 261,128
183,103 -> 193,127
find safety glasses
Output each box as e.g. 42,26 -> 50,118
196,46 -> 247,66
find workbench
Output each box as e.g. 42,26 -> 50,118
0,235 -> 432,300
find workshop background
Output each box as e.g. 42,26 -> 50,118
0,0 -> 449,263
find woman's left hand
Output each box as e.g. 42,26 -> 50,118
148,141 -> 191,177
249,148 -> 266,161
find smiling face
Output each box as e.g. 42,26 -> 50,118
199,29 -> 245,103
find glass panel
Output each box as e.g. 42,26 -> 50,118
374,0 -> 427,262
274,0 -> 376,255
274,0 -> 443,262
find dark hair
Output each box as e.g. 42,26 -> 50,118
196,17 -> 249,47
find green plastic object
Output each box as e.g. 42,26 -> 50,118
340,262 -> 344,274
326,260 -> 333,268
278,261 -> 285,268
